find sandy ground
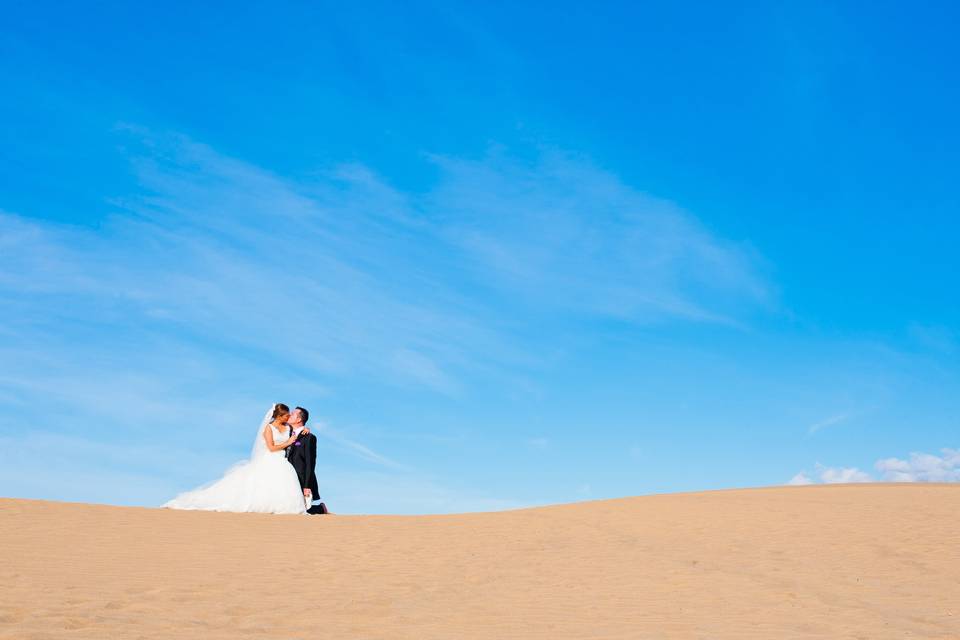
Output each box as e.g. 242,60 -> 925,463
1,484 -> 959,639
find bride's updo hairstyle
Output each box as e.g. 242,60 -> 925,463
272,403 -> 290,421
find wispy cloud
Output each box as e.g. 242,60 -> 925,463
908,324 -> 958,355
807,412 -> 851,435
312,421 -> 409,472
428,149 -> 772,326
3,131 -> 769,391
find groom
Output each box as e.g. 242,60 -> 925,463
285,406 -> 320,511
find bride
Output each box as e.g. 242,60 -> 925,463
164,403 -> 307,514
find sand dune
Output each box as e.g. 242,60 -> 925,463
1,484 -> 959,639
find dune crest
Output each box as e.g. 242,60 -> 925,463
2,484 -> 959,638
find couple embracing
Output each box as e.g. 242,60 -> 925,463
165,403 -> 324,515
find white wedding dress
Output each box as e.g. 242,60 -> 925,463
164,417 -> 306,515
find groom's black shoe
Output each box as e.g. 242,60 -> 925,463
307,502 -> 328,515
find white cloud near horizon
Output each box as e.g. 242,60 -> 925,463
875,449 -> 960,482
789,447 -> 960,485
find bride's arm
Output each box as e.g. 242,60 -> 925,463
262,426 -> 297,452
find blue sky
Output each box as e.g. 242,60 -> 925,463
1,1 -> 958,513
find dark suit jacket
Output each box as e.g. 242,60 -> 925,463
285,430 -> 319,498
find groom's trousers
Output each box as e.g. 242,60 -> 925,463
286,432 -> 319,498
